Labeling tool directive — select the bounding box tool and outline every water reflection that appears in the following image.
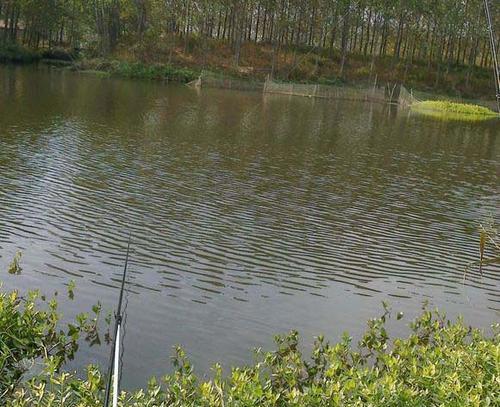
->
[0,65,498,387]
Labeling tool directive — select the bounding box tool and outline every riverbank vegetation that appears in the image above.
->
[0,44,39,63]
[2,278,498,406]
[75,59,198,83]
[0,0,498,99]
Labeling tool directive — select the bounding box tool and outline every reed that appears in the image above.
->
[464,220,500,280]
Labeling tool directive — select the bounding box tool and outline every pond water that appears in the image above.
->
[0,65,498,387]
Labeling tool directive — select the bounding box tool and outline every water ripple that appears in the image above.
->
[0,66,498,385]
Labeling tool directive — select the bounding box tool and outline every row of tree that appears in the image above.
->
[0,0,498,70]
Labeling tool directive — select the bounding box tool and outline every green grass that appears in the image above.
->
[73,59,199,83]
[113,61,198,83]
[411,100,499,121]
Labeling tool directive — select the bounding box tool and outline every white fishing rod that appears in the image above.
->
[104,234,131,407]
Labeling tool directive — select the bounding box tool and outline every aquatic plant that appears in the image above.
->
[465,220,500,279]
[2,276,498,406]
[411,100,498,121]
[7,252,22,275]
[478,221,500,272]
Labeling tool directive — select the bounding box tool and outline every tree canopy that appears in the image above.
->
[0,0,498,72]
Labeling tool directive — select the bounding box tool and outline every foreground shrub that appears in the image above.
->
[2,279,498,406]
[0,283,101,400]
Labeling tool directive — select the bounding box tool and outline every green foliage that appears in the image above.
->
[7,252,22,275]
[40,48,77,62]
[2,279,498,406]
[67,280,76,300]
[0,284,103,399]
[111,62,198,83]
[77,59,198,83]
[0,45,40,64]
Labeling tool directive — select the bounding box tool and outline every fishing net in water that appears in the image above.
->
[190,71,475,109]
[263,78,389,104]
[398,85,420,107]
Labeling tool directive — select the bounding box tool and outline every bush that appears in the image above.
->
[41,47,77,62]
[83,60,199,83]
[0,44,40,63]
[2,275,498,406]
[0,283,102,400]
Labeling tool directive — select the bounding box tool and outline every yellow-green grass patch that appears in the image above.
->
[411,100,499,121]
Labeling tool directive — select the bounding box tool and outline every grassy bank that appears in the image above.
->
[1,38,497,101]
[107,38,495,100]
[2,278,498,406]
[0,44,199,84]
[75,59,199,83]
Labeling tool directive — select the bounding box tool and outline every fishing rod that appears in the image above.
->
[104,234,132,407]
[483,0,500,112]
